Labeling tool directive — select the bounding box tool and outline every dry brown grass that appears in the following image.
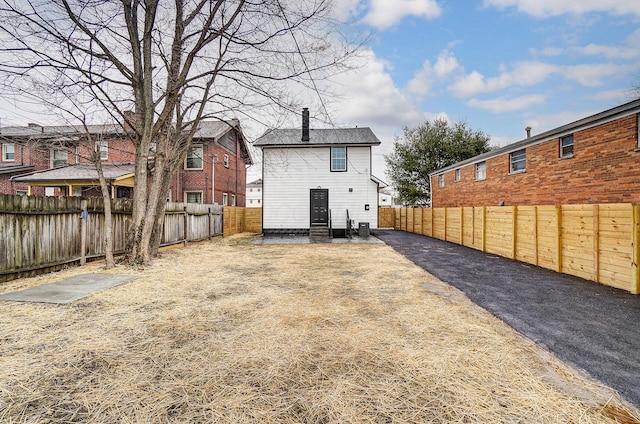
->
[0,234,638,423]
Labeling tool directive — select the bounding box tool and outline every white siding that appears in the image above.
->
[263,146,378,229]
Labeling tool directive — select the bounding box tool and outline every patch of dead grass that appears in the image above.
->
[0,233,638,423]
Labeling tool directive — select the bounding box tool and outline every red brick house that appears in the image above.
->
[1,120,252,205]
[430,98,640,207]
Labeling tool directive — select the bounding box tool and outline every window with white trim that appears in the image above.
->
[95,140,108,160]
[185,191,203,203]
[186,145,203,169]
[51,148,68,168]
[560,135,574,158]
[231,194,236,206]
[222,193,228,206]
[330,146,347,171]
[455,169,460,182]
[2,143,15,161]
[438,174,444,188]
[223,154,229,168]
[510,149,526,173]
[16,190,27,196]
[475,161,486,181]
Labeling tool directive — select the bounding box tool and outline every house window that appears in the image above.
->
[455,169,460,182]
[16,190,27,196]
[95,140,108,160]
[185,191,203,203]
[257,199,261,204]
[330,146,347,171]
[510,149,526,173]
[2,143,15,161]
[475,161,486,181]
[231,194,236,206]
[186,145,203,169]
[438,174,444,188]
[249,199,253,204]
[222,193,228,206]
[51,148,68,168]
[223,154,229,168]
[249,188,253,192]
[560,135,574,158]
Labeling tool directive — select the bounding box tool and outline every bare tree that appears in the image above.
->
[0,0,361,264]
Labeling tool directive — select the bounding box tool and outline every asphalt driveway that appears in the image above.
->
[376,229,640,408]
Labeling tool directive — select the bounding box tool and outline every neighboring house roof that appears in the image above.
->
[1,118,254,165]
[0,163,36,175]
[254,127,382,147]
[13,163,135,185]
[247,178,262,187]
[430,97,640,177]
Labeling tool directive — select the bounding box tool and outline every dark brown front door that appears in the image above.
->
[310,189,328,226]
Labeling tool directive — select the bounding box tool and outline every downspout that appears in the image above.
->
[211,154,216,204]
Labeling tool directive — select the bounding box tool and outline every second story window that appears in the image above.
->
[95,140,108,160]
[455,169,460,182]
[51,148,68,168]
[186,145,203,169]
[223,154,229,168]
[438,174,444,188]
[475,161,486,181]
[2,143,15,161]
[510,149,526,173]
[560,134,574,158]
[331,146,346,171]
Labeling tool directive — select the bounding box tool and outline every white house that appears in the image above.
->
[246,178,262,208]
[254,108,382,238]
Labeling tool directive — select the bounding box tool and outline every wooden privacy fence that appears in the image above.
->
[383,205,640,294]
[223,207,262,237]
[0,194,223,282]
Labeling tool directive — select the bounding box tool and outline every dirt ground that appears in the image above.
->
[0,234,638,423]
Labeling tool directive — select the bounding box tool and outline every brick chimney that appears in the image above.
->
[123,110,136,133]
[301,108,309,142]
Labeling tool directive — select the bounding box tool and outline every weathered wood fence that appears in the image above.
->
[0,194,222,282]
[380,205,640,294]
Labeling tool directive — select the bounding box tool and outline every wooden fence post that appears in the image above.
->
[533,206,538,266]
[80,200,88,266]
[593,204,599,283]
[556,204,562,273]
[443,207,447,241]
[183,206,188,245]
[632,203,640,294]
[512,206,517,260]
[481,206,486,252]
[460,207,464,245]
[208,207,212,240]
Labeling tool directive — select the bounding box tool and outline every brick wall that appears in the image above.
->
[432,114,640,207]
[170,138,247,206]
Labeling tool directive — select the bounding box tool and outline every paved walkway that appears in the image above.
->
[376,230,640,408]
[0,274,136,304]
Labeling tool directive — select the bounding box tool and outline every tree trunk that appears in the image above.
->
[94,157,115,268]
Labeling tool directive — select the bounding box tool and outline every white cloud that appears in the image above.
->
[484,0,640,17]
[328,49,422,128]
[529,47,564,56]
[468,94,545,113]
[562,63,634,86]
[449,62,557,97]
[362,0,442,29]
[407,50,462,97]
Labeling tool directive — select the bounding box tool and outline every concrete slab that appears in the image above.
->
[251,235,384,245]
[0,274,137,304]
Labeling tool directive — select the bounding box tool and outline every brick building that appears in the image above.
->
[0,120,252,205]
[430,98,640,207]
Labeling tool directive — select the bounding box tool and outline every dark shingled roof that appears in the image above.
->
[254,127,381,147]
[14,163,135,182]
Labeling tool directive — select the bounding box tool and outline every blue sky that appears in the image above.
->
[315,0,640,181]
[0,0,638,183]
